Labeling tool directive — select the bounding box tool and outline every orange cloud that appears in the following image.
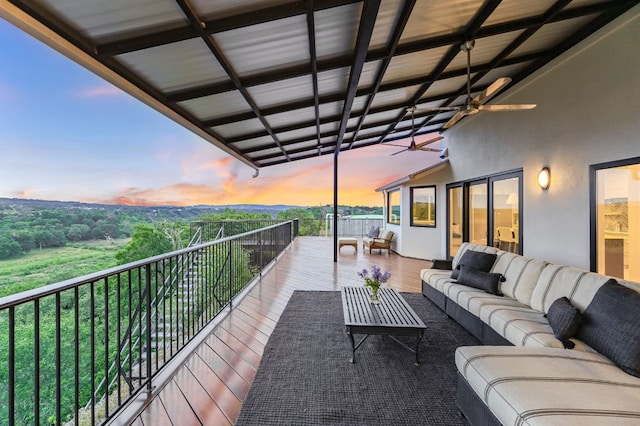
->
[13,188,39,198]
[90,140,441,207]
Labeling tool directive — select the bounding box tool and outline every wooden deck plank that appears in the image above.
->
[196,340,252,400]
[174,366,232,426]
[212,327,262,369]
[217,321,266,356]
[157,379,200,426]
[185,352,242,423]
[204,334,257,383]
[133,237,428,424]
[137,393,172,426]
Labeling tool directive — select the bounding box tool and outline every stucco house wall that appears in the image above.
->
[386,5,640,269]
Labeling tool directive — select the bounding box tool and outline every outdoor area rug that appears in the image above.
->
[235,290,479,425]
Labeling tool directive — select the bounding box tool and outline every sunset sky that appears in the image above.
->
[0,18,441,207]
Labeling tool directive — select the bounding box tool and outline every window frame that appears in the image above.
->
[387,189,401,225]
[410,185,437,228]
[589,156,640,274]
[446,183,464,258]
[446,169,523,258]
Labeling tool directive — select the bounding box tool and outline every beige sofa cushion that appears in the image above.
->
[479,303,594,351]
[530,265,613,313]
[420,268,454,293]
[491,251,548,306]
[456,345,640,426]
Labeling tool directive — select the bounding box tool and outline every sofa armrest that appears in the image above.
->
[431,259,453,270]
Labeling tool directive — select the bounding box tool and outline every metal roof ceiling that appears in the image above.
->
[2,0,638,171]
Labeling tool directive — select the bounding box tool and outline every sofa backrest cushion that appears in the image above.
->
[576,279,640,377]
[451,243,498,270]
[492,251,548,306]
[530,265,613,313]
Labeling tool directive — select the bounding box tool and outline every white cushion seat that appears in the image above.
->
[456,346,640,426]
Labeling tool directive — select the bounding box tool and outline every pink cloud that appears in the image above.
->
[75,85,124,98]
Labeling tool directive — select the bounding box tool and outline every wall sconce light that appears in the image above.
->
[538,167,550,190]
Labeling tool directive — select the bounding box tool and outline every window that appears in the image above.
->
[387,189,400,225]
[410,186,436,227]
[448,185,463,257]
[447,170,522,258]
[591,157,640,281]
[492,176,520,253]
[469,181,487,245]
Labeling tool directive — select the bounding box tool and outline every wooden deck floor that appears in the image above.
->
[129,236,429,425]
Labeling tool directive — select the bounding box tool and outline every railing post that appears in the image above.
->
[228,240,233,310]
[145,264,153,392]
[293,219,299,237]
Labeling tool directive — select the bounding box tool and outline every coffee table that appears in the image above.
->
[341,286,426,365]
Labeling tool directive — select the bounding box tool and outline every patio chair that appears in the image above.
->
[363,229,395,254]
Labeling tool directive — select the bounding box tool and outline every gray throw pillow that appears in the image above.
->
[576,279,640,377]
[546,297,581,349]
[455,265,504,296]
[451,250,497,279]
[367,226,379,238]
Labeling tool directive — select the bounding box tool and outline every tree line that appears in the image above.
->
[0,201,382,261]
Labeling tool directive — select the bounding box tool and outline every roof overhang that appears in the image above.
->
[375,159,450,192]
[2,1,638,169]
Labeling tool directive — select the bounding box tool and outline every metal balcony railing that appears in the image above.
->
[296,217,384,237]
[0,221,294,425]
[189,217,384,242]
[189,219,284,243]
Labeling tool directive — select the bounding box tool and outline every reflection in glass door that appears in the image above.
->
[592,160,640,281]
[469,182,487,245]
[492,177,520,253]
[448,186,463,256]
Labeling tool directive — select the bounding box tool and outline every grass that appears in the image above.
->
[0,239,129,298]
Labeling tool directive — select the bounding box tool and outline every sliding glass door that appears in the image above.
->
[447,170,522,258]
[469,181,488,245]
[591,157,640,281]
[491,174,521,253]
[448,185,463,256]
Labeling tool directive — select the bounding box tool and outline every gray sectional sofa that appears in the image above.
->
[420,242,640,425]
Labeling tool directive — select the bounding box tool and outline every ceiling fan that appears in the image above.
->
[417,40,537,129]
[382,106,443,156]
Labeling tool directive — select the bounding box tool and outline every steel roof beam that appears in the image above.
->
[162,3,608,103]
[347,0,416,150]
[201,51,537,129]
[333,0,381,154]
[174,0,290,161]
[305,1,322,156]
[96,0,360,57]
[374,0,502,144]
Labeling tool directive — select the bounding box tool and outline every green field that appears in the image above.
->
[0,239,129,298]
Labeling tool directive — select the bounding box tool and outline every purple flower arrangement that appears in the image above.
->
[357,265,391,292]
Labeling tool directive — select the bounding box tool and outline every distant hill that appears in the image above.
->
[0,197,302,219]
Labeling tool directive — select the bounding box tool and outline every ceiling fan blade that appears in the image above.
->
[391,148,408,156]
[478,104,537,111]
[417,147,440,152]
[443,112,465,129]
[414,135,444,149]
[381,142,410,148]
[474,77,511,105]
[413,106,460,112]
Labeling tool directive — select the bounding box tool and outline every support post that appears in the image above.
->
[333,152,338,262]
